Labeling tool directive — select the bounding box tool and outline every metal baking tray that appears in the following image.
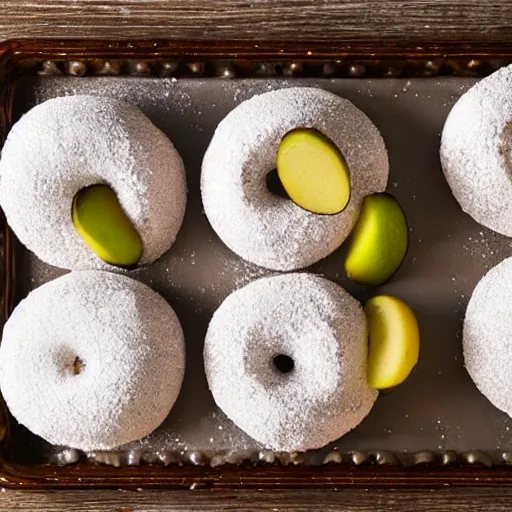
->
[1,41,512,489]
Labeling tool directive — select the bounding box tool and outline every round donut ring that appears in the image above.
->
[204,273,377,452]
[0,271,186,451]
[464,256,512,417]
[441,64,512,236]
[201,87,389,271]
[0,95,187,270]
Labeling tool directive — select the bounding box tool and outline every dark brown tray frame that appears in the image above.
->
[1,39,512,490]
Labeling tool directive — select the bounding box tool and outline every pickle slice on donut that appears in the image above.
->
[344,193,408,286]
[72,184,143,267]
[276,128,350,215]
[365,295,420,390]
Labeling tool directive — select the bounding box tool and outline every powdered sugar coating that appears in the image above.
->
[201,87,389,271]
[441,64,512,236]
[0,95,187,270]
[464,257,512,417]
[0,271,185,451]
[204,273,378,452]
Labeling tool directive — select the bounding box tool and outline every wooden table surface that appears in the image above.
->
[1,0,512,42]
[3,0,512,510]
[2,488,512,511]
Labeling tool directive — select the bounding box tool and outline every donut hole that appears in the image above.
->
[265,169,291,199]
[273,354,295,374]
[501,121,512,176]
[72,356,86,375]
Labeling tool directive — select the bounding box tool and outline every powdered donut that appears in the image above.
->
[441,64,512,236]
[201,87,389,271]
[0,271,185,451]
[204,273,377,452]
[464,257,512,417]
[0,95,187,270]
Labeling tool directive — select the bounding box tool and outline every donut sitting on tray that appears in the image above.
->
[441,64,512,236]
[203,273,377,452]
[464,257,512,419]
[201,87,389,271]
[0,271,186,451]
[0,95,187,271]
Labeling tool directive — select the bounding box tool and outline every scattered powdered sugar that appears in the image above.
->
[201,87,389,271]
[226,256,270,290]
[464,256,512,417]
[7,75,505,458]
[203,273,377,452]
[0,271,186,451]
[441,64,512,237]
[0,95,187,270]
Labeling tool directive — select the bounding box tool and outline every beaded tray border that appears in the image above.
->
[0,39,512,489]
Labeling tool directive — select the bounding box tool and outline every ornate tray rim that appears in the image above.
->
[1,39,512,489]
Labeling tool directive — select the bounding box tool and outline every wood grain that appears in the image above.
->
[0,0,512,43]
[2,488,512,511]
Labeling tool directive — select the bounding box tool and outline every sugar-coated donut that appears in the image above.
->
[0,95,187,270]
[201,87,389,271]
[204,273,377,452]
[464,257,512,417]
[0,271,185,451]
[441,64,512,236]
